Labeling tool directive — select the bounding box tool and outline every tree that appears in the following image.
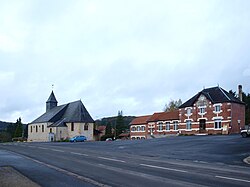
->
[163,99,182,112]
[242,92,250,125]
[229,89,250,126]
[105,122,112,136]
[14,117,23,138]
[115,110,126,137]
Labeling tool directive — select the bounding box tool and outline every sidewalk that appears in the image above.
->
[0,166,40,187]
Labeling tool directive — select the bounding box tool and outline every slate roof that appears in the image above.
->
[31,100,94,125]
[46,91,57,103]
[130,115,151,125]
[179,86,244,108]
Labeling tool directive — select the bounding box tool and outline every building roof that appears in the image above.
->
[31,100,94,124]
[157,110,179,121]
[97,125,106,132]
[147,112,163,122]
[147,111,179,122]
[180,86,244,108]
[46,91,57,103]
[130,115,151,125]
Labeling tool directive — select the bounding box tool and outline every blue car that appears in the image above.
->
[70,136,87,142]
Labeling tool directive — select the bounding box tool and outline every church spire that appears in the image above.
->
[46,91,58,112]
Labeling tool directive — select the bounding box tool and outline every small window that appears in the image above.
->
[186,120,192,130]
[31,126,32,133]
[137,126,141,131]
[166,122,170,131]
[215,105,221,112]
[214,120,222,129]
[84,124,88,131]
[50,128,52,133]
[36,126,38,132]
[141,126,145,131]
[173,121,178,130]
[71,123,74,131]
[158,123,163,131]
[136,137,140,140]
[131,127,136,131]
[42,125,44,132]
[200,107,205,114]
[187,108,192,115]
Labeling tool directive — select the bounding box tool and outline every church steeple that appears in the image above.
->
[46,91,58,112]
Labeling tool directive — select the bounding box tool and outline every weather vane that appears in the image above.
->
[52,84,54,90]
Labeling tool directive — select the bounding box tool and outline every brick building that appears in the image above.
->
[130,85,245,139]
[130,111,179,139]
[178,86,245,135]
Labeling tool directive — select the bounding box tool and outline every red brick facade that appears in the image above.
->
[130,86,245,139]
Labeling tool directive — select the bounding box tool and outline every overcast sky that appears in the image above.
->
[1,0,250,123]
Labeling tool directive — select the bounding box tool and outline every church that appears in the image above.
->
[28,91,95,142]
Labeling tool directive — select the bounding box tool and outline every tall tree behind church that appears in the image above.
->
[115,110,126,137]
[14,118,23,138]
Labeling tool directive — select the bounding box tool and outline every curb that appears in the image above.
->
[243,156,250,165]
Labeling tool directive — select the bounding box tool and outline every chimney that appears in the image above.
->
[238,85,243,102]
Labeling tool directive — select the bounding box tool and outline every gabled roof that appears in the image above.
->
[179,86,244,108]
[147,111,179,122]
[46,91,57,103]
[130,115,151,125]
[31,100,94,124]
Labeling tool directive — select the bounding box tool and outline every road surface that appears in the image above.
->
[0,135,249,186]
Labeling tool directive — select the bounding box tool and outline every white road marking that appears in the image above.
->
[7,150,110,187]
[51,149,65,153]
[215,175,250,183]
[140,163,187,173]
[70,152,88,156]
[98,157,126,163]
[38,147,48,150]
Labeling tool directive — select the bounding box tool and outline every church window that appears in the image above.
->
[84,124,88,130]
[71,123,74,131]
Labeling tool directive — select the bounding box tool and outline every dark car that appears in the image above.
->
[70,136,87,142]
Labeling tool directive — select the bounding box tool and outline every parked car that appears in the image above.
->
[105,138,113,141]
[241,126,250,138]
[70,136,87,142]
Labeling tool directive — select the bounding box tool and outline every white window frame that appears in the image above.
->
[166,122,170,131]
[173,121,178,130]
[214,120,222,129]
[186,120,192,130]
[158,123,163,132]
[187,108,192,115]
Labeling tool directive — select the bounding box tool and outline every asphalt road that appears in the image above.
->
[0,135,250,187]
